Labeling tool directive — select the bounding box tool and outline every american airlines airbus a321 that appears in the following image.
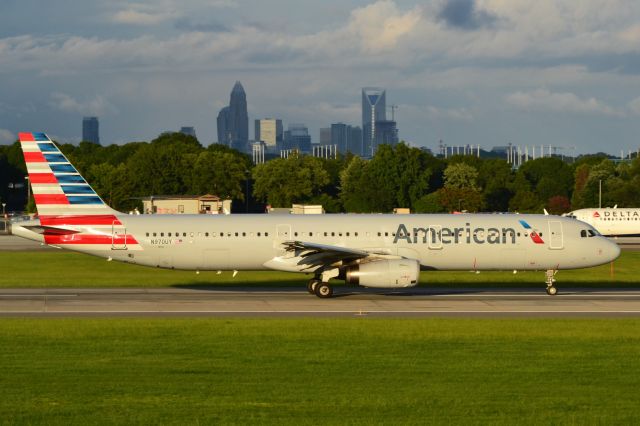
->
[12,132,620,298]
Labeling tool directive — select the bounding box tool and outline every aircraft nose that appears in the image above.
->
[607,240,621,262]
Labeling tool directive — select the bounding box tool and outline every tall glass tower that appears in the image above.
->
[229,81,248,152]
[362,88,386,157]
[82,117,100,144]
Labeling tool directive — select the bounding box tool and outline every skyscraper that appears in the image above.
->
[228,81,248,152]
[331,123,349,153]
[362,87,386,157]
[319,128,331,145]
[82,117,100,144]
[255,118,283,151]
[179,126,196,138]
[217,106,230,145]
[348,126,363,155]
[284,124,311,153]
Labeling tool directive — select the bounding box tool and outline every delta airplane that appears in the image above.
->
[12,132,620,298]
[566,207,640,238]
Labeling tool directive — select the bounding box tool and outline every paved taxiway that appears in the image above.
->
[2,287,640,317]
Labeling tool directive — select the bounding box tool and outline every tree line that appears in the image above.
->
[1,132,639,214]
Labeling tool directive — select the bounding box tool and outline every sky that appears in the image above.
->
[1,0,640,155]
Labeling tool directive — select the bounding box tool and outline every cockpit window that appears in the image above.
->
[588,229,597,237]
[581,229,598,238]
[580,230,587,238]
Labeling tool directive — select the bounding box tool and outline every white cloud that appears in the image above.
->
[111,3,179,25]
[49,92,117,116]
[347,1,422,53]
[505,89,623,117]
[0,128,15,144]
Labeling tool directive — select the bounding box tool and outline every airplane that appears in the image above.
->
[12,132,620,298]
[565,207,640,238]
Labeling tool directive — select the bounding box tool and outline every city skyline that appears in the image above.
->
[1,1,640,155]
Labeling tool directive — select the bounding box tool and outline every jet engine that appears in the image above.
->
[344,259,420,288]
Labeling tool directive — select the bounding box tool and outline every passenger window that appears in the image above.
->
[324,232,328,237]
[153,232,157,237]
[183,233,187,237]
[146,232,149,237]
[235,232,238,237]
[242,232,246,237]
[378,232,381,237]
[205,232,209,237]
[355,232,358,237]
[385,232,388,237]
[294,232,298,237]
[331,232,335,237]
[346,232,350,237]
[160,232,164,237]
[309,232,313,237]
[257,232,261,237]
[265,232,269,237]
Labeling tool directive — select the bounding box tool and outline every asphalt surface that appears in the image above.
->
[2,287,640,317]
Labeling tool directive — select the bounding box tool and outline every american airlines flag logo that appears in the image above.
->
[518,220,545,244]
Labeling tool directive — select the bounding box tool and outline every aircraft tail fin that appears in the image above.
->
[19,132,119,217]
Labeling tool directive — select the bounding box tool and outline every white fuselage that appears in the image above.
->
[566,208,640,237]
[14,213,618,272]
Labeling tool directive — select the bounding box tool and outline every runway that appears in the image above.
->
[2,287,640,317]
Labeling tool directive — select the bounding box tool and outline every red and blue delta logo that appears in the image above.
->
[518,220,544,244]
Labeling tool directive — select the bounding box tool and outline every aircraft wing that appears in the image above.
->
[278,240,382,271]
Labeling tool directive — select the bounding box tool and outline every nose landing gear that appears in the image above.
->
[545,269,558,296]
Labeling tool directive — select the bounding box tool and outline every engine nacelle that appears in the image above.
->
[345,259,420,288]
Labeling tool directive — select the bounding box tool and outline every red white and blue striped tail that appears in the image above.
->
[19,132,118,217]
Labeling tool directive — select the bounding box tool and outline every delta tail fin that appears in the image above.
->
[19,132,118,217]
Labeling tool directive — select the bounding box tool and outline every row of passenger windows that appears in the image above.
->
[146,231,270,238]
[601,217,638,220]
[145,230,544,238]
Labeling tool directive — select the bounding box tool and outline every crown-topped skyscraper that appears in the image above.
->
[217,81,249,152]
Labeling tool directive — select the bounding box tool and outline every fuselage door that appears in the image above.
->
[548,221,563,250]
[428,225,443,250]
[112,221,128,250]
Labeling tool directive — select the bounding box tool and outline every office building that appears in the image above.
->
[348,126,363,155]
[362,88,386,157]
[374,120,398,148]
[179,127,196,138]
[319,128,331,145]
[217,106,230,145]
[254,118,283,151]
[82,117,100,145]
[217,81,249,152]
[284,124,312,153]
[330,123,363,155]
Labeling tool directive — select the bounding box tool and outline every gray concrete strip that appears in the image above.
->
[2,287,640,317]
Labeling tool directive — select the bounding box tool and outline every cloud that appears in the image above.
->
[49,92,117,116]
[347,0,422,52]
[0,128,16,144]
[173,18,229,33]
[111,4,177,25]
[505,89,623,117]
[437,0,497,30]
[425,105,473,121]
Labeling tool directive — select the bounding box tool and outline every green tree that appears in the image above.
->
[253,154,329,207]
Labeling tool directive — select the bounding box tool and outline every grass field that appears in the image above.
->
[1,318,639,424]
[0,250,638,288]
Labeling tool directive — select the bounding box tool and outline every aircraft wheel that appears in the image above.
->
[307,279,321,294]
[314,282,333,298]
[546,286,558,296]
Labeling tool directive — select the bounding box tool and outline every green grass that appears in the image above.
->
[1,318,639,425]
[0,250,638,288]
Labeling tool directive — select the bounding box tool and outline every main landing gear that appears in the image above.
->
[307,277,334,298]
[545,269,558,296]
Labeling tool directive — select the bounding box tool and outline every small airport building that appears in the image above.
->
[141,195,232,215]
